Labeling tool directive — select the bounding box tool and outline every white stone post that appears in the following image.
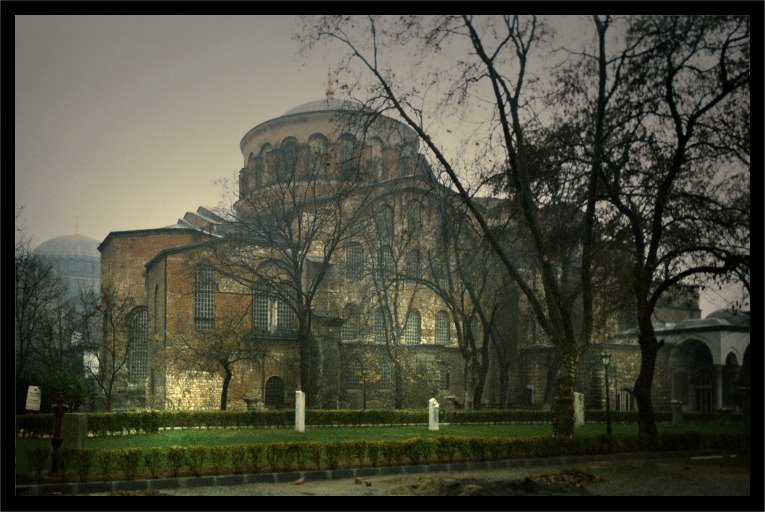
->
[573,392,585,427]
[428,398,440,431]
[295,390,305,432]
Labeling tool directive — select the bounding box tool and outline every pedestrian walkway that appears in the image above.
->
[15,449,739,496]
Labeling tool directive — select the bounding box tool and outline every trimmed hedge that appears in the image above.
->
[31,430,749,482]
[16,408,736,438]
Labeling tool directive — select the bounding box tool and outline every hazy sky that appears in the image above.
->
[14,15,743,315]
[15,15,338,244]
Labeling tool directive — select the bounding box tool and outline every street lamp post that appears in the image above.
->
[601,352,612,436]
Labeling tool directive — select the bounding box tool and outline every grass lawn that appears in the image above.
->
[15,422,748,478]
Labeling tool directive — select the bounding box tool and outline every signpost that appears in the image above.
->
[25,386,41,411]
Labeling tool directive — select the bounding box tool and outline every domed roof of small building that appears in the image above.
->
[283,97,366,116]
[706,308,750,328]
[34,234,100,259]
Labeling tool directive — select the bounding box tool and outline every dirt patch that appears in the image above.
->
[391,469,604,496]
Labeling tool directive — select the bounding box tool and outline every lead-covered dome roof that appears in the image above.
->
[283,98,366,116]
[34,234,100,260]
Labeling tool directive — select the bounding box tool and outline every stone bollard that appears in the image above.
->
[62,413,88,449]
[295,390,305,432]
[573,392,585,427]
[428,398,440,431]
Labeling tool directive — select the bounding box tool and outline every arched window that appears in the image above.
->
[153,285,159,334]
[275,297,294,334]
[344,242,363,280]
[405,248,421,278]
[367,137,384,179]
[252,284,269,334]
[260,144,273,183]
[341,303,359,342]
[127,307,148,385]
[375,204,394,240]
[379,245,394,276]
[373,307,387,344]
[617,388,633,412]
[308,133,328,177]
[435,310,450,346]
[194,265,215,331]
[281,137,299,181]
[407,200,422,237]
[403,310,421,345]
[338,133,358,181]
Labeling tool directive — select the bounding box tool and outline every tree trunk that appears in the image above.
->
[542,352,559,406]
[300,332,319,408]
[394,361,403,409]
[220,364,232,411]
[551,351,577,437]
[472,357,488,410]
[635,324,660,436]
[498,363,510,409]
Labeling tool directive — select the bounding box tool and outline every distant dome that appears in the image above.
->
[34,234,100,259]
[675,317,731,329]
[33,234,100,299]
[706,308,750,328]
[283,98,366,116]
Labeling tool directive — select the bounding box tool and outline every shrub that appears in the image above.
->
[366,441,385,467]
[28,447,50,481]
[167,445,186,477]
[305,442,322,470]
[57,447,77,480]
[325,442,341,470]
[186,445,208,477]
[345,440,367,467]
[246,444,265,472]
[117,448,142,480]
[230,445,247,474]
[74,448,96,481]
[266,442,292,472]
[434,436,463,463]
[144,447,164,478]
[208,445,229,474]
[97,449,118,479]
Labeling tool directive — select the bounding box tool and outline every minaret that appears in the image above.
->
[325,65,335,103]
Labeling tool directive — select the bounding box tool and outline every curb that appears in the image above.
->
[15,448,739,496]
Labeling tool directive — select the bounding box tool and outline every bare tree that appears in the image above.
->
[171,302,253,410]
[15,211,65,378]
[89,286,137,411]
[300,15,627,436]
[209,122,378,407]
[358,193,426,409]
[596,15,750,435]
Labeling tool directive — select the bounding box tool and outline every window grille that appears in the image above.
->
[345,243,363,280]
[252,285,270,334]
[373,308,387,344]
[403,310,421,345]
[127,308,148,385]
[276,297,293,334]
[407,201,422,237]
[194,266,215,331]
[379,245,394,276]
[341,304,359,342]
[375,205,394,240]
[435,310,450,345]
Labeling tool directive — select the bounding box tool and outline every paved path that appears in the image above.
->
[74,451,749,496]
